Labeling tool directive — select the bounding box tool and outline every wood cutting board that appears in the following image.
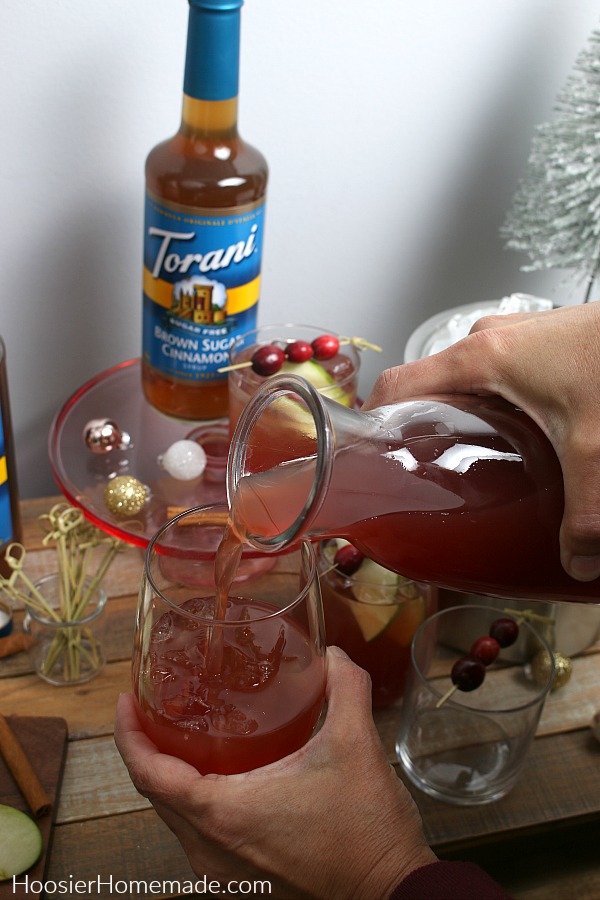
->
[0,716,68,899]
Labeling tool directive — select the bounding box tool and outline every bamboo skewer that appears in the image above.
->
[217,335,382,373]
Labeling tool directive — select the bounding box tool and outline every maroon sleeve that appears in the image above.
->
[389,861,513,900]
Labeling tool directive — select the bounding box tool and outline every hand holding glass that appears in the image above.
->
[133,503,326,775]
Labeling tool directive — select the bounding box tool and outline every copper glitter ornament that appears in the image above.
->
[104,476,148,517]
[84,418,131,455]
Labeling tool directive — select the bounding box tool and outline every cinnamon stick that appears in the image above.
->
[0,714,51,818]
[167,507,229,527]
[0,632,35,659]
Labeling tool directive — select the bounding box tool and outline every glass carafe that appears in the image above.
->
[227,373,600,604]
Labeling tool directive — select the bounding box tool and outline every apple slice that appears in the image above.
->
[385,594,426,647]
[0,804,43,880]
[350,602,402,642]
[345,559,400,641]
[353,561,423,641]
[322,542,420,642]
[281,359,351,406]
[351,559,401,604]
[269,359,352,437]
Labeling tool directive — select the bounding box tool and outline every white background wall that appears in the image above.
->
[1,0,598,498]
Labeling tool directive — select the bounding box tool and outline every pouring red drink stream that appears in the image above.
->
[224,373,600,604]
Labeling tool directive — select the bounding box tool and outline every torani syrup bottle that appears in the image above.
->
[142,0,268,420]
[0,338,22,580]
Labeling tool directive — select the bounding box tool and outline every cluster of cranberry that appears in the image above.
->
[450,616,520,693]
[251,334,341,376]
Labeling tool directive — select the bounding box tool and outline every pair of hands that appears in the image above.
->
[116,302,600,898]
[115,647,436,899]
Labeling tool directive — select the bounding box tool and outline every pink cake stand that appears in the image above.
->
[49,358,232,549]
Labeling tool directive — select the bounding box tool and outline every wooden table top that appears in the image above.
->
[2,497,600,899]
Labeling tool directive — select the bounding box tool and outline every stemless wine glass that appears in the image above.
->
[318,540,437,709]
[133,503,326,775]
[227,323,361,434]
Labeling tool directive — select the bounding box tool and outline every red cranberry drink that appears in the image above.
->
[319,540,437,708]
[133,503,326,775]
[136,594,324,774]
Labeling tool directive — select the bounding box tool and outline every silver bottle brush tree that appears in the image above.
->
[501,28,600,303]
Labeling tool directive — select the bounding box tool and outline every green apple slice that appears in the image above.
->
[322,542,419,642]
[347,559,400,641]
[351,560,420,641]
[281,359,351,407]
[0,804,43,880]
[352,558,401,604]
[349,601,401,642]
[269,359,352,437]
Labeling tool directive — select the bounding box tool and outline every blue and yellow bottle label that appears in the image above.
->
[0,408,13,547]
[142,193,266,382]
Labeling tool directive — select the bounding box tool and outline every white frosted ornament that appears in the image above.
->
[159,440,207,481]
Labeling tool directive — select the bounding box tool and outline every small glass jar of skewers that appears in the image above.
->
[1,504,123,685]
[22,573,107,685]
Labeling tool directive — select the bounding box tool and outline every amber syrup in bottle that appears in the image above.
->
[142,0,268,421]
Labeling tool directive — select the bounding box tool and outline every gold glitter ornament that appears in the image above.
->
[531,648,573,692]
[104,476,148,517]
